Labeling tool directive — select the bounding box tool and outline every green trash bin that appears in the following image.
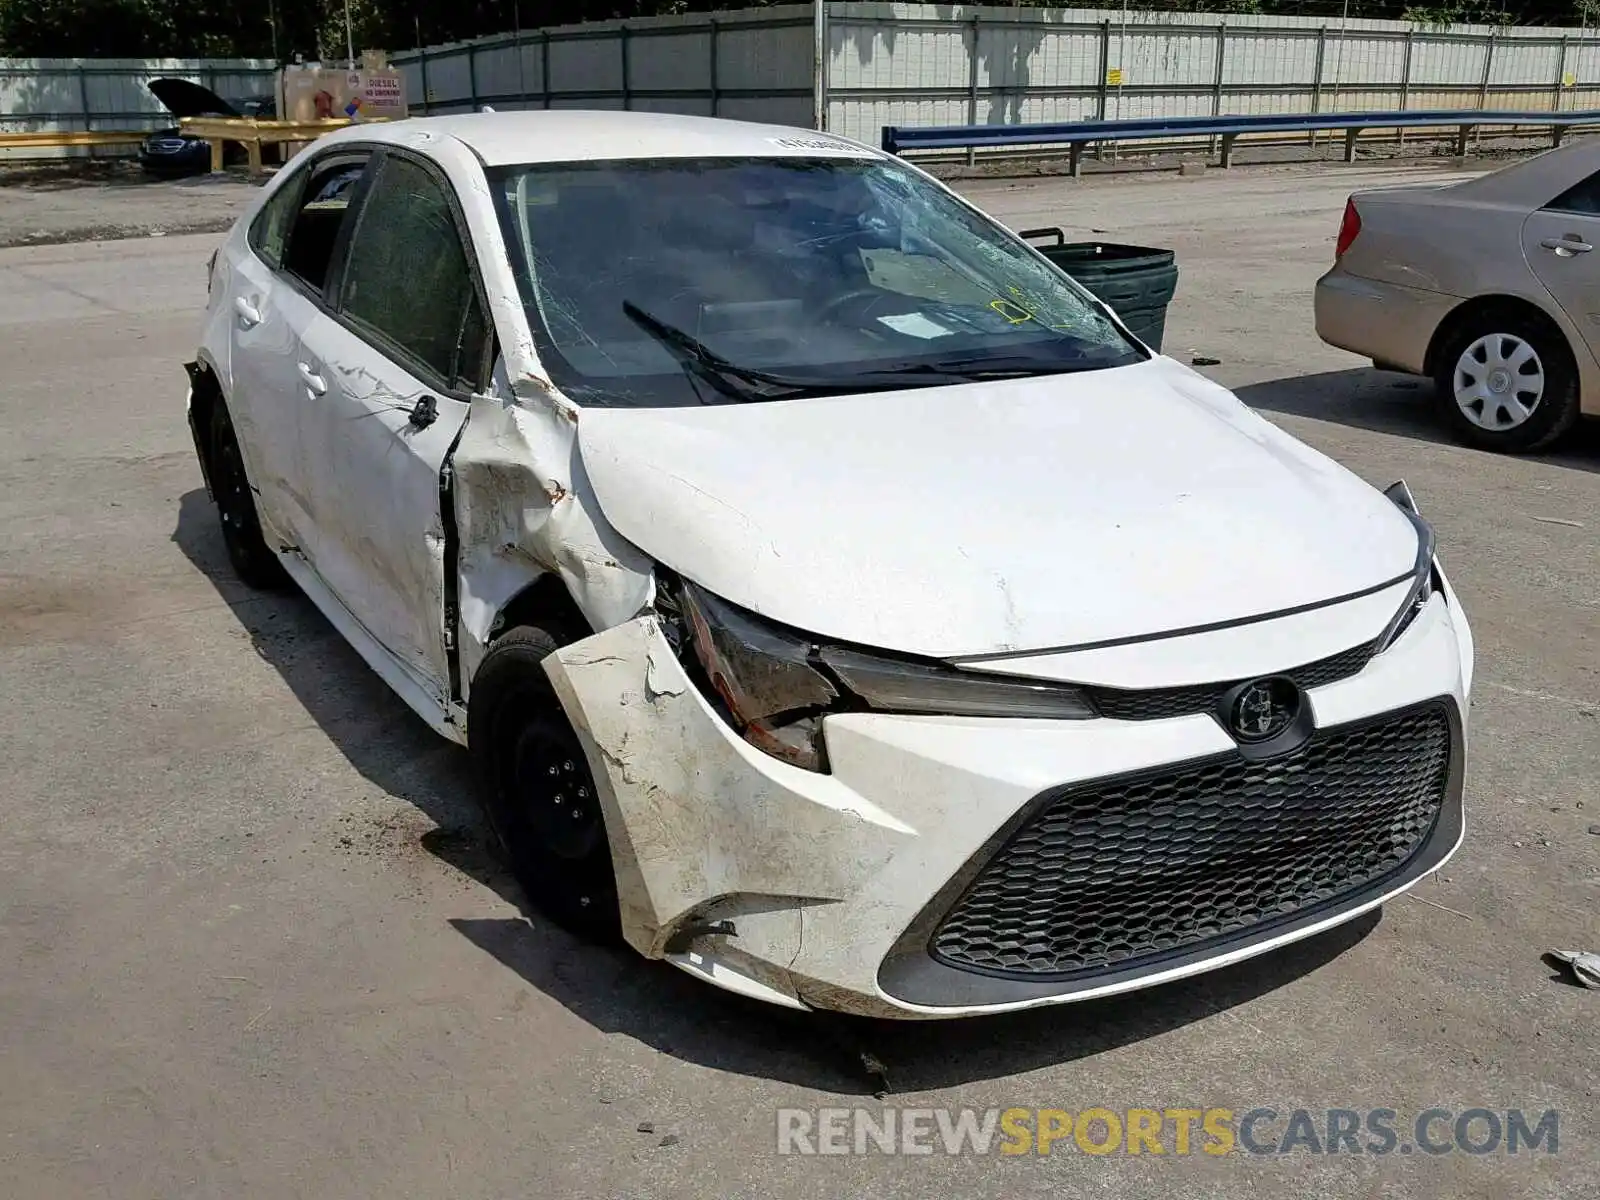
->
[1020,228,1179,353]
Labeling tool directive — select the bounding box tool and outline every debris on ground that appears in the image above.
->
[1546,950,1600,989]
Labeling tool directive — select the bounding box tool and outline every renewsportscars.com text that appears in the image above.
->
[776,1106,1560,1157]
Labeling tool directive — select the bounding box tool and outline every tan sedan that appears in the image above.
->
[1316,139,1600,453]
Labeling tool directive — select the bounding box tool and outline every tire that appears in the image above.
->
[1433,308,1581,453]
[468,624,620,940]
[207,401,288,589]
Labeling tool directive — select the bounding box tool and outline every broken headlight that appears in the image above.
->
[1375,480,1441,654]
[659,576,1095,772]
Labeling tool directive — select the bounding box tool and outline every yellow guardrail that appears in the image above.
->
[180,116,387,175]
[0,129,149,150]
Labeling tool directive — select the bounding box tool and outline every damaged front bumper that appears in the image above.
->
[543,593,1472,1020]
[183,366,215,500]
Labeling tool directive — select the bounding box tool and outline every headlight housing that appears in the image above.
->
[658,576,1095,772]
[1375,480,1441,654]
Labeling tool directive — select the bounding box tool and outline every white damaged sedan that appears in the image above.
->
[190,111,1473,1018]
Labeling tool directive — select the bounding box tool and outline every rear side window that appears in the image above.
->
[248,179,300,268]
[337,154,488,390]
[281,159,369,291]
[1545,171,1600,216]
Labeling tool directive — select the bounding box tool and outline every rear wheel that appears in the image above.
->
[207,402,287,588]
[1433,309,1580,453]
[468,624,619,939]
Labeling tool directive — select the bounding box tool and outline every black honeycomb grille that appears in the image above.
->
[930,704,1452,979]
[1087,640,1377,722]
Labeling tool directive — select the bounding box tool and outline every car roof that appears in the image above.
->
[342,110,881,167]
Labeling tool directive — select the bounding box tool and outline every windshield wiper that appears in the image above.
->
[622,301,811,401]
[874,350,1145,379]
[621,302,974,400]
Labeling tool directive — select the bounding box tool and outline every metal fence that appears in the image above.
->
[392,6,818,128]
[823,2,1600,146]
[13,8,1596,164]
[393,2,1600,156]
[0,57,277,159]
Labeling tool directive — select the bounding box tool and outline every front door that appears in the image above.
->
[294,149,490,701]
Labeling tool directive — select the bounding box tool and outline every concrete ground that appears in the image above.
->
[0,163,260,247]
[0,160,1595,1199]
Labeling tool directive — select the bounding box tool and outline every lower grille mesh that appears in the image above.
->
[931,705,1452,978]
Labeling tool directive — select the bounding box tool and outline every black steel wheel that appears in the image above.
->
[469,624,620,939]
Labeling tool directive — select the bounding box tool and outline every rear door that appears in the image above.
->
[291,149,489,700]
[1522,169,1600,358]
[228,150,372,554]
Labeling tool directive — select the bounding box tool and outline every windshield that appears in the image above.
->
[493,155,1144,407]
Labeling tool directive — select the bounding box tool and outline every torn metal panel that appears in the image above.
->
[542,617,915,964]
[451,391,653,697]
[390,127,645,691]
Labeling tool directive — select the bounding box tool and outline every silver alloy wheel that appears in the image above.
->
[1453,333,1544,431]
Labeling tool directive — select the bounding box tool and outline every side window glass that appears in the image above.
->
[281,158,370,292]
[1545,171,1600,216]
[339,155,487,390]
[248,179,300,268]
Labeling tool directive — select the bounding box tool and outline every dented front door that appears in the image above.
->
[290,150,489,699]
[293,309,469,696]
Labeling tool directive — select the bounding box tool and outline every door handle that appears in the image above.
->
[234,295,262,326]
[1540,236,1593,254]
[296,361,327,396]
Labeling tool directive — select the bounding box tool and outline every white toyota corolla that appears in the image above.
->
[189,111,1473,1018]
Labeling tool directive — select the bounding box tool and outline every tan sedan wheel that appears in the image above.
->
[1453,333,1543,432]
[1434,311,1580,453]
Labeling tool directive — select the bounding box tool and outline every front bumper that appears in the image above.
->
[544,584,1472,1019]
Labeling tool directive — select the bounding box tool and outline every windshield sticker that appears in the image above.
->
[878,312,955,340]
[990,297,1039,325]
[768,135,870,156]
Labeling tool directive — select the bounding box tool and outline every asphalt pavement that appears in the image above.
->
[0,159,1595,1199]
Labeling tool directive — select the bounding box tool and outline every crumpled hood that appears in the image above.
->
[575,357,1419,659]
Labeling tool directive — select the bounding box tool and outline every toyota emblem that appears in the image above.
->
[1228,678,1300,742]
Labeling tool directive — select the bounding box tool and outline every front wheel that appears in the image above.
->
[468,624,620,939]
[1433,311,1581,453]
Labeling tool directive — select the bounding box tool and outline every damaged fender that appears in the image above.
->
[451,389,654,698]
[542,616,918,1000]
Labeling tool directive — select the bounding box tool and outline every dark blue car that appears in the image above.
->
[140,78,275,175]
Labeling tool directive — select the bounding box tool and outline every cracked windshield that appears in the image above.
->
[494,156,1144,407]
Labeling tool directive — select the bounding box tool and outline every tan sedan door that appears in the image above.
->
[1522,171,1600,359]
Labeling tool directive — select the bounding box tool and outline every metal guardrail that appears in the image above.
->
[179,116,381,175]
[881,109,1600,175]
[0,130,149,151]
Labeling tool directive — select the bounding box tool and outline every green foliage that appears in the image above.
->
[1402,0,1506,28]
